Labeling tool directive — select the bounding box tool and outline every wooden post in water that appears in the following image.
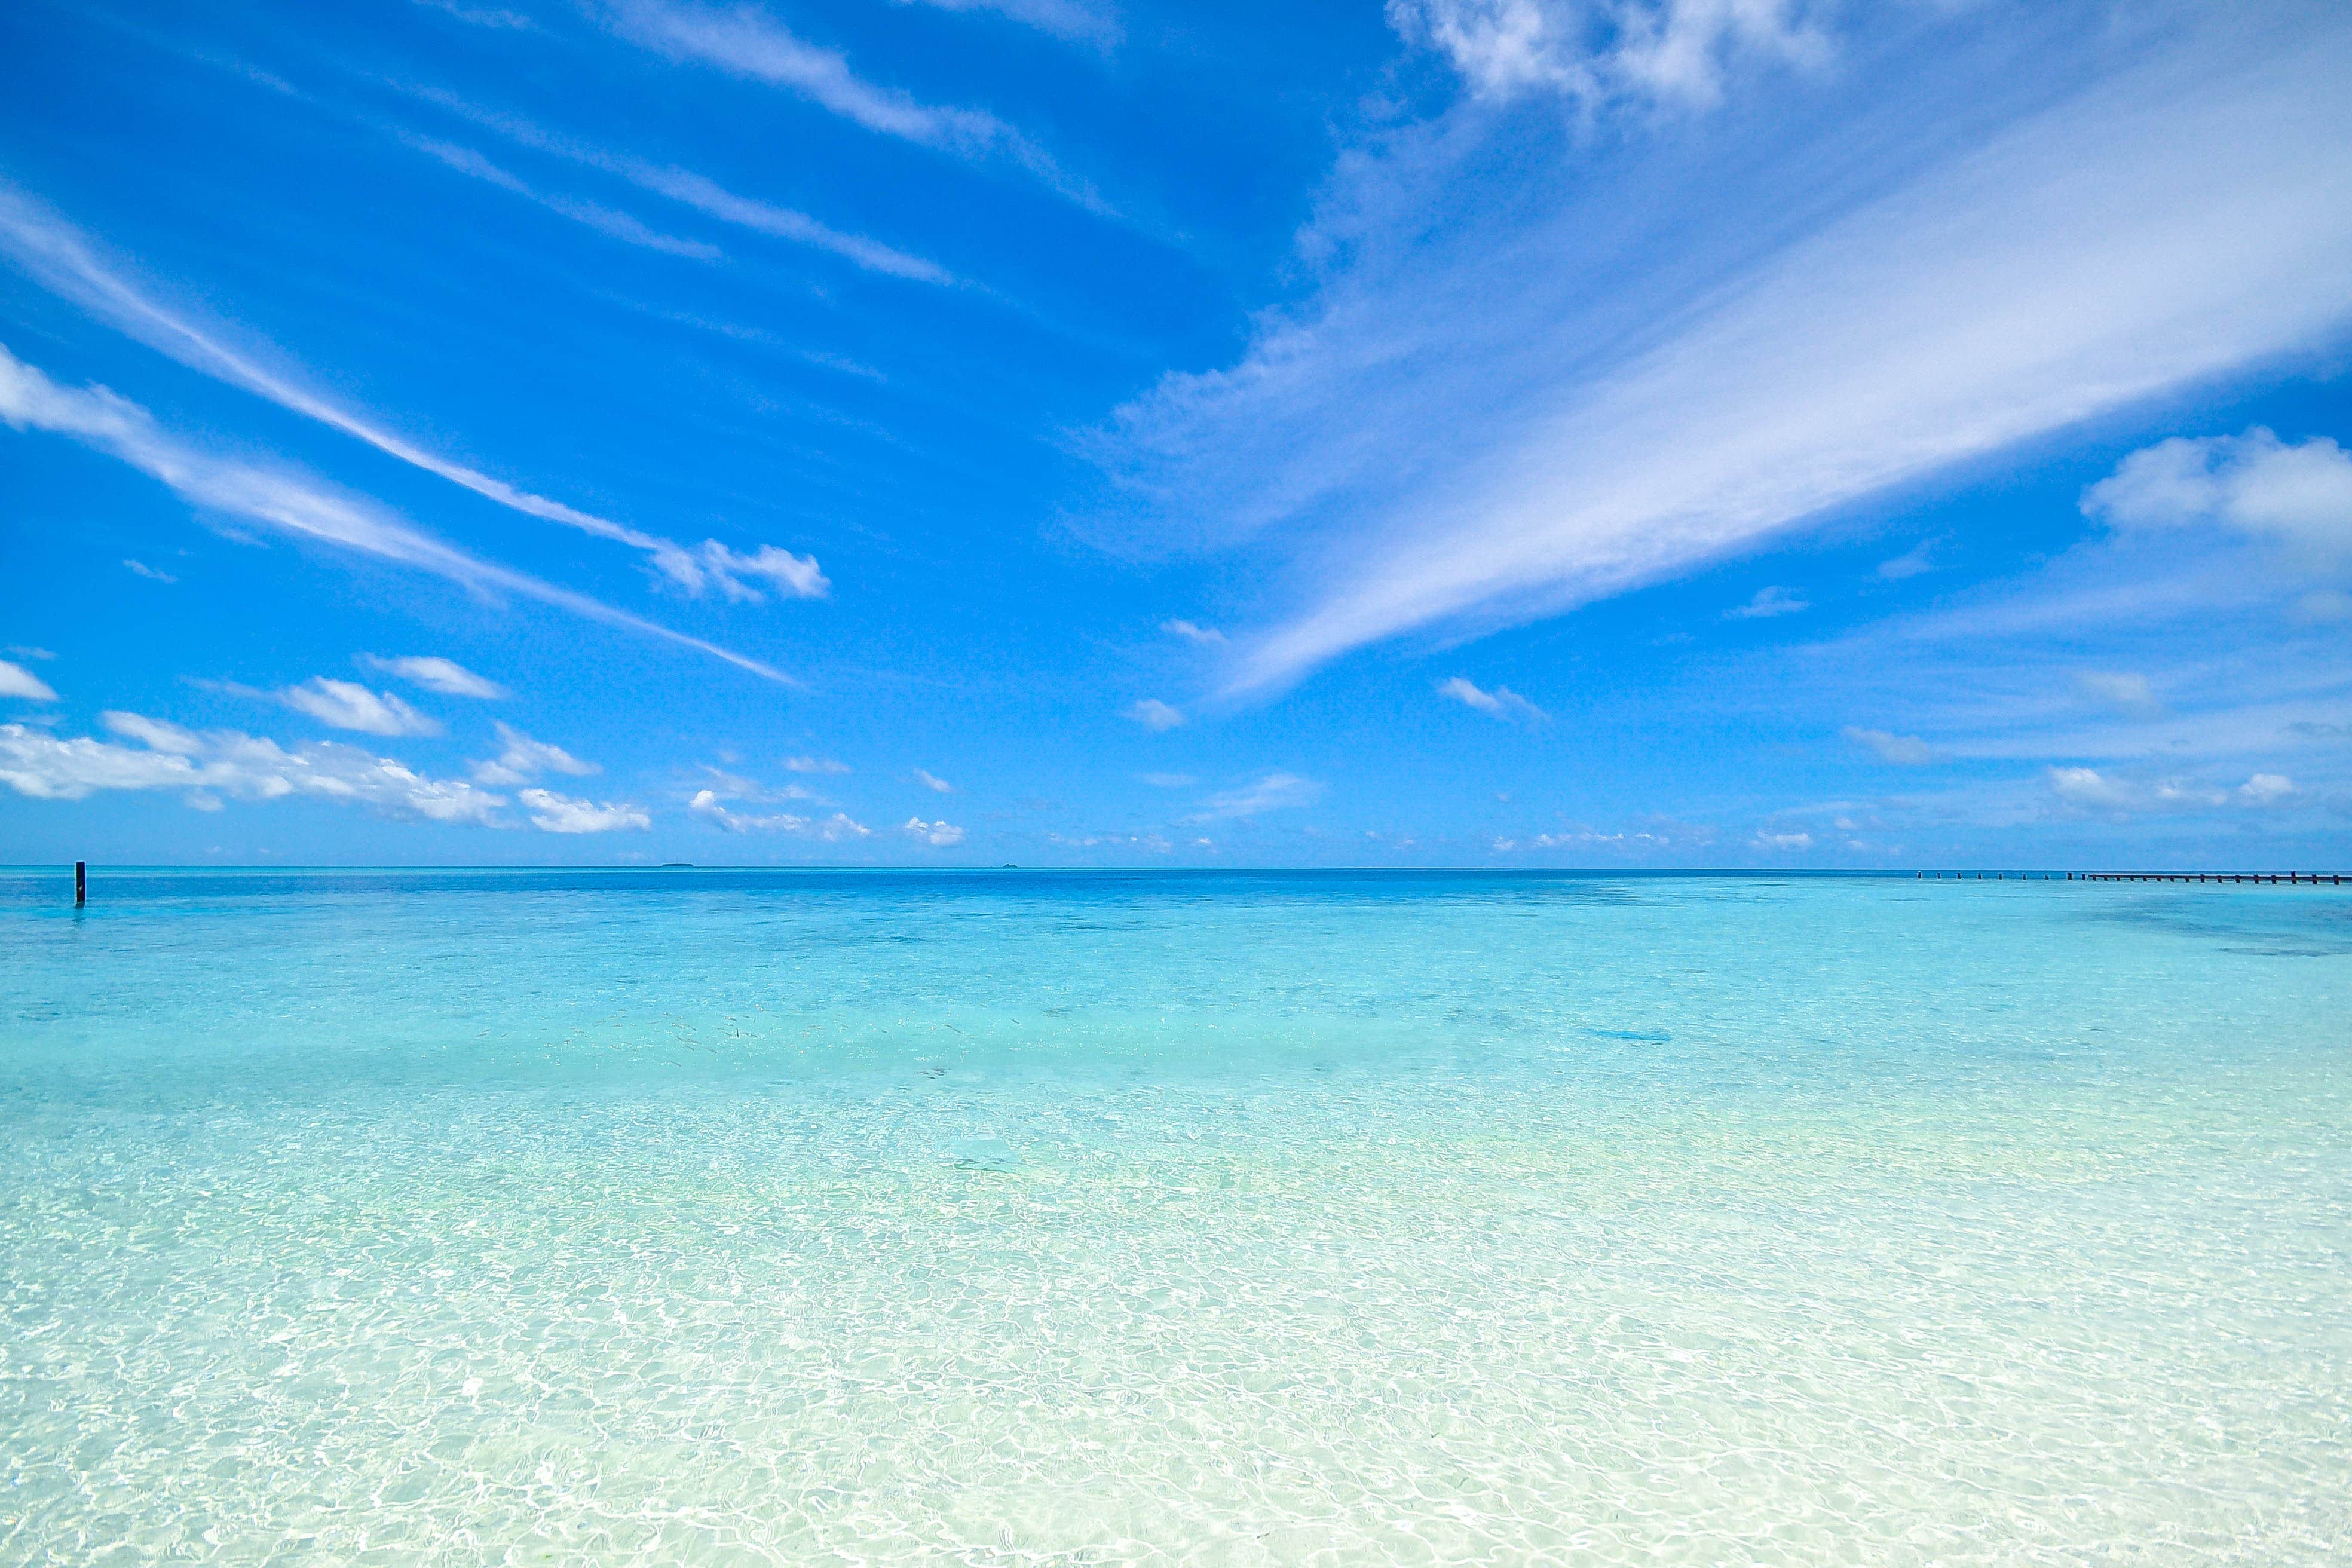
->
[75,861,85,905]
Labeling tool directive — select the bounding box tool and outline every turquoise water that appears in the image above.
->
[2,868,2347,1565]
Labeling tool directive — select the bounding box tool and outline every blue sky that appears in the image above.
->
[2,0,2348,868]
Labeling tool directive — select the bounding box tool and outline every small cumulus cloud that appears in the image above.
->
[1162,618,1226,645]
[1126,697,1184,731]
[904,815,965,846]
[913,768,954,793]
[2047,767,2232,814]
[1842,726,1937,765]
[0,712,505,823]
[2239,773,2294,804]
[784,755,850,774]
[1727,586,1809,619]
[472,722,598,785]
[124,558,177,583]
[1437,676,1545,722]
[1184,771,1321,822]
[360,654,504,699]
[517,788,649,833]
[281,677,442,737]
[2084,428,2352,570]
[0,659,59,702]
[698,541,829,602]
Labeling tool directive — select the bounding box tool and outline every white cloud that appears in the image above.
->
[359,654,504,699]
[901,0,1120,49]
[1094,17,2352,694]
[0,712,506,823]
[2239,773,2294,804]
[1751,830,1813,850]
[281,677,442,737]
[0,183,828,612]
[1184,771,1323,822]
[1727,585,1808,620]
[1162,618,1227,645]
[2082,428,2352,571]
[517,788,651,834]
[783,755,851,774]
[388,85,954,283]
[472,722,597,786]
[914,768,954,793]
[1842,726,1936,765]
[124,557,177,582]
[2073,670,2158,714]
[1136,771,1195,788]
[1125,697,1185,731]
[1392,0,1829,117]
[1876,538,1940,580]
[697,540,829,602]
[904,815,966,846]
[605,1,1104,209]
[397,133,721,259]
[5,645,54,660]
[688,789,870,840]
[0,341,789,682]
[0,659,57,701]
[2047,766,2232,815]
[1437,675,1546,721]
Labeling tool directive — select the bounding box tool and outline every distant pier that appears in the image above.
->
[1916,870,2342,884]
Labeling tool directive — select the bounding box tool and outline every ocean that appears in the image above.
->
[2,868,2347,1564]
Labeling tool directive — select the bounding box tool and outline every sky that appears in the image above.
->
[2,0,2348,869]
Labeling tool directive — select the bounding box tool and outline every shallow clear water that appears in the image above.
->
[2,868,2347,1565]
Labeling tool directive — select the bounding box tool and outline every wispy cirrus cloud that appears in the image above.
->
[360,654,504,699]
[0,182,827,605]
[1094,9,2352,695]
[396,131,721,259]
[1842,726,1937,765]
[604,0,1110,211]
[397,87,956,283]
[473,722,597,785]
[899,0,1121,50]
[1183,771,1322,822]
[280,677,442,737]
[1125,697,1184,730]
[0,342,790,682]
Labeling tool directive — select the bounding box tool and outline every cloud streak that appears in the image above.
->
[0,180,827,605]
[605,0,1108,210]
[281,677,442,736]
[0,342,791,682]
[360,654,504,699]
[1098,10,2352,694]
[398,88,956,283]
